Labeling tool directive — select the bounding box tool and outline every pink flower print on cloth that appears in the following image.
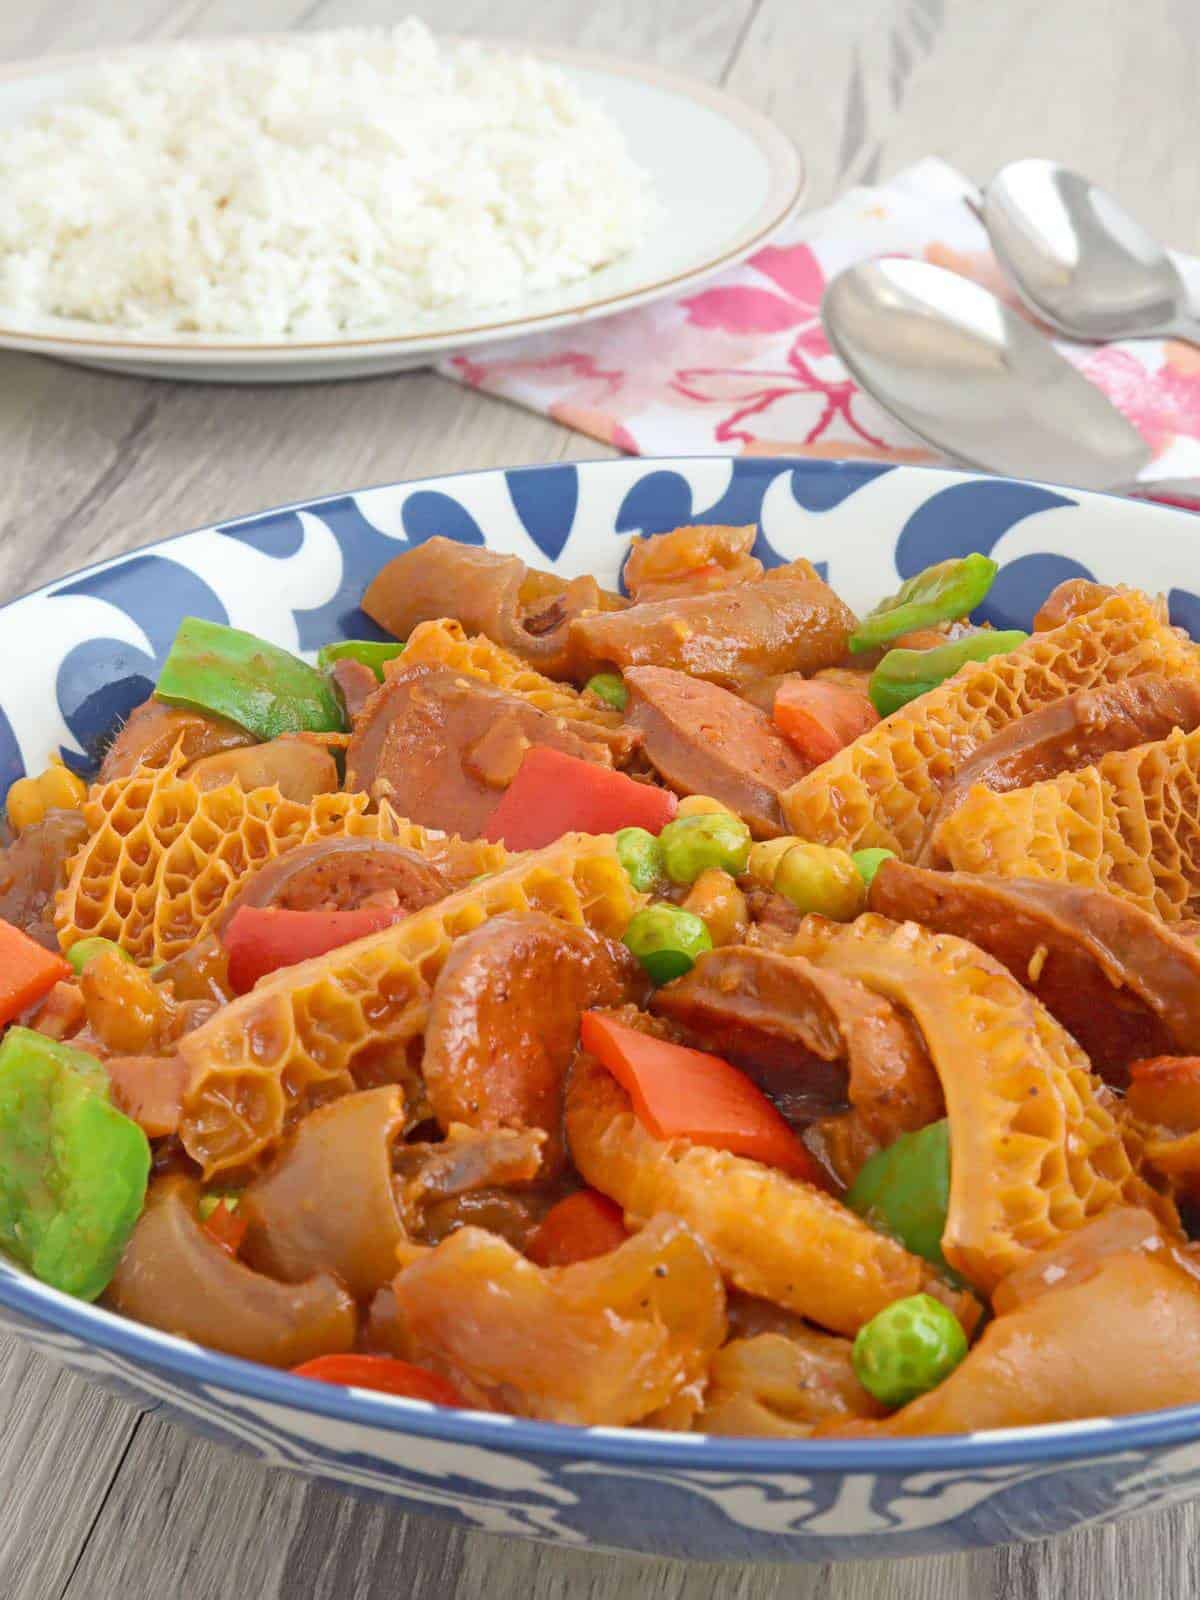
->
[440,158,1200,502]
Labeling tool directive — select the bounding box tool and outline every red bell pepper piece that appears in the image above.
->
[580,1011,828,1185]
[291,1354,467,1407]
[0,917,71,1027]
[202,1198,248,1257]
[526,1189,628,1267]
[773,678,879,765]
[482,747,676,850]
[1128,1056,1200,1132]
[222,904,402,994]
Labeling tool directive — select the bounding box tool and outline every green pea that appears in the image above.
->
[658,812,752,886]
[852,848,896,890]
[615,827,667,893]
[585,672,628,712]
[847,1120,951,1271]
[869,630,1029,718]
[850,553,999,654]
[852,1293,968,1407]
[622,903,713,985]
[65,937,135,977]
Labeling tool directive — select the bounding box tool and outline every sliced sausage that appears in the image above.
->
[184,736,338,801]
[0,808,89,950]
[101,697,253,781]
[919,675,1200,864]
[652,944,943,1139]
[421,912,645,1169]
[330,657,380,721]
[869,859,1200,1085]
[624,666,807,838]
[216,837,451,930]
[362,537,625,680]
[570,575,857,693]
[345,663,612,837]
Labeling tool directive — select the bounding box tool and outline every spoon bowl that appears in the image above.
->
[820,258,1151,492]
[983,158,1199,343]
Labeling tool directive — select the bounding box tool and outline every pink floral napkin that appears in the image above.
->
[440,159,1200,502]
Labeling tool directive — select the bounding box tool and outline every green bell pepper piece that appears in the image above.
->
[869,630,1029,718]
[156,618,345,740]
[0,1028,150,1301]
[847,1119,952,1272]
[65,936,134,977]
[197,1191,240,1222]
[850,554,999,654]
[316,639,405,681]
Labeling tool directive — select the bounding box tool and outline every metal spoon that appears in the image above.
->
[820,258,1151,492]
[983,158,1200,345]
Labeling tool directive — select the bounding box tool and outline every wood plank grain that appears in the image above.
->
[0,1339,150,1599]
[728,0,1200,245]
[58,1411,472,1600]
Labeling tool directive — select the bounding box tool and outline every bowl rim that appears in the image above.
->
[6,452,1200,1474]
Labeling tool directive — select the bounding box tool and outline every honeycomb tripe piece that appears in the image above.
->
[786,914,1179,1292]
[564,1051,978,1338]
[399,618,627,740]
[780,588,1200,859]
[937,725,1200,923]
[54,749,507,966]
[178,832,642,1177]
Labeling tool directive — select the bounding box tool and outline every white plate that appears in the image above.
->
[0,38,803,384]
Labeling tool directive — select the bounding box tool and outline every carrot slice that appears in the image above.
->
[579,1011,827,1184]
[526,1189,628,1267]
[482,748,676,850]
[291,1353,467,1407]
[773,678,879,765]
[0,918,71,1027]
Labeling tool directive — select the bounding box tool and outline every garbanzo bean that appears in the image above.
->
[5,760,88,833]
[747,838,797,889]
[681,869,748,947]
[775,843,866,921]
[675,794,735,819]
[748,838,866,921]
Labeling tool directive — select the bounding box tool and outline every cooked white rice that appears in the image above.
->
[0,22,655,338]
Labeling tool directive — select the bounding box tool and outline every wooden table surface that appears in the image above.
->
[1,2,1198,1595]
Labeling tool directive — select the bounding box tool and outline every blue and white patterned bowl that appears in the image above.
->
[3,455,1200,1562]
